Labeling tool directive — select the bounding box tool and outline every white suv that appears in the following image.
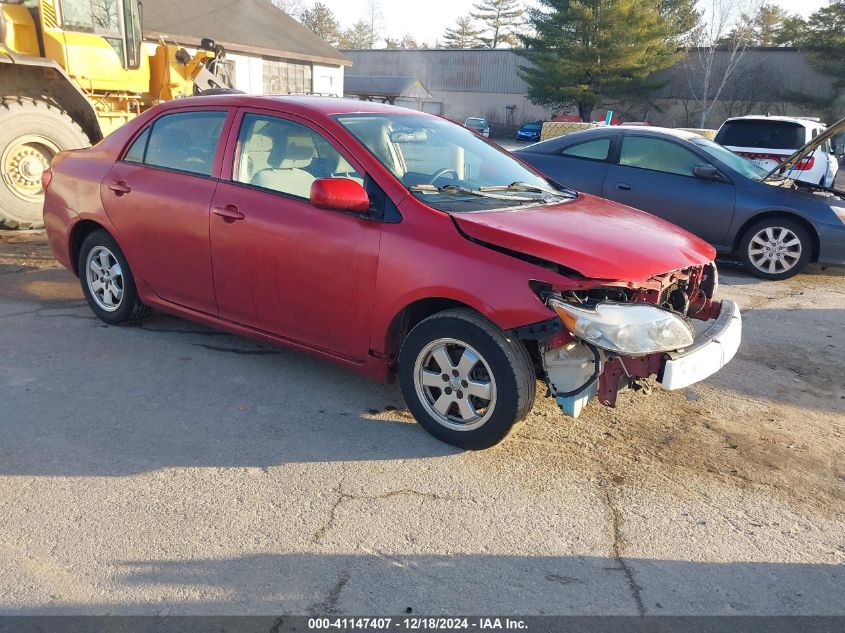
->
[715,116,839,187]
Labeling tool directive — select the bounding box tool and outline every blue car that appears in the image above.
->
[515,123,845,280]
[515,121,543,142]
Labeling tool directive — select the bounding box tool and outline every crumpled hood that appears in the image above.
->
[452,193,716,282]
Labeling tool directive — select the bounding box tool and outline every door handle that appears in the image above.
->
[108,181,131,195]
[615,182,632,191]
[212,204,245,221]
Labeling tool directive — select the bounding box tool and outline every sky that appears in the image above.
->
[312,0,833,48]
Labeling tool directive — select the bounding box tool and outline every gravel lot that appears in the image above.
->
[0,231,843,615]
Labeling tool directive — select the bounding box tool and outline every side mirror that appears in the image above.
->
[310,178,370,214]
[693,164,720,180]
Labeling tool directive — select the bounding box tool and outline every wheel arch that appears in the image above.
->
[68,219,112,276]
[382,297,482,373]
[733,211,820,262]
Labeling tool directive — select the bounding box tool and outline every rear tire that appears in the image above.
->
[739,217,812,280]
[0,98,90,229]
[78,230,151,325]
[398,309,535,450]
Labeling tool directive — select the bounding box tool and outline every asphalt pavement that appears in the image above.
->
[0,234,843,615]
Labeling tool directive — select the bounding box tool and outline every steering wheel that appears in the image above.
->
[429,168,459,185]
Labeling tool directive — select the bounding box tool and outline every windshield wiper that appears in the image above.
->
[409,183,536,201]
[480,182,577,199]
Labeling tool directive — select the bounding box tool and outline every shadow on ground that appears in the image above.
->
[1,553,843,616]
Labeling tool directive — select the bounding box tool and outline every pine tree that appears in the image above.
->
[471,0,524,48]
[722,4,798,47]
[340,19,376,49]
[442,16,484,48]
[803,0,845,85]
[301,2,341,47]
[519,0,694,121]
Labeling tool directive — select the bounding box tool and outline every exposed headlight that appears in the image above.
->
[831,204,845,225]
[548,299,694,356]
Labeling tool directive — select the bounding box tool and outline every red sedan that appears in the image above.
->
[43,95,741,449]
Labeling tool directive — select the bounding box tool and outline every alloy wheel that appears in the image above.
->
[85,246,124,312]
[747,226,803,276]
[413,338,497,431]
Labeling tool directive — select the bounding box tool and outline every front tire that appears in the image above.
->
[0,98,91,229]
[739,218,812,280]
[78,230,151,325]
[398,309,535,450]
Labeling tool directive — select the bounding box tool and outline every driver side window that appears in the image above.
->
[619,136,704,177]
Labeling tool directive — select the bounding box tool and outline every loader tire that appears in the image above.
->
[0,97,90,229]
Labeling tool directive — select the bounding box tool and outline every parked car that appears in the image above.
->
[464,117,490,137]
[43,96,740,449]
[516,121,543,142]
[515,123,845,280]
[715,116,839,188]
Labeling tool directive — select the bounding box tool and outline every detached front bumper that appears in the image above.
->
[660,299,742,390]
[537,299,742,417]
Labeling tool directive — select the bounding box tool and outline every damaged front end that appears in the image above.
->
[522,264,742,417]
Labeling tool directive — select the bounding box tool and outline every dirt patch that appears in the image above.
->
[0,231,58,273]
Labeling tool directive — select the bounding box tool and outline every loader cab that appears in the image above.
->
[41,0,149,92]
[58,0,144,70]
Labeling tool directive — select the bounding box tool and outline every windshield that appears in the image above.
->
[692,137,769,181]
[523,123,541,131]
[335,113,569,211]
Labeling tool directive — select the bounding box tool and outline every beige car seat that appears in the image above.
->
[252,133,317,198]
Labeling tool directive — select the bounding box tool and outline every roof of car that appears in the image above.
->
[616,125,701,140]
[543,125,703,143]
[154,94,430,117]
[721,115,824,129]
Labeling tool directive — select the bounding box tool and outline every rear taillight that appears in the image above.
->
[736,151,788,162]
[736,151,815,171]
[41,168,52,190]
[795,156,815,170]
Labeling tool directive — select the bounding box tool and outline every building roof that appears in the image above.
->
[141,0,350,67]
[344,76,432,99]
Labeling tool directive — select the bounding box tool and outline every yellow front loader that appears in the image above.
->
[0,0,232,228]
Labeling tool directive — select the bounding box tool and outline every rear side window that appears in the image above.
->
[619,137,702,177]
[715,120,805,150]
[562,138,611,161]
[123,111,228,177]
[123,127,150,164]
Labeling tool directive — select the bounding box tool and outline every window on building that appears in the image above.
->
[263,58,313,94]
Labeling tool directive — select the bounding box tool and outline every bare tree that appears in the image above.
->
[271,0,306,20]
[685,0,763,128]
[366,0,383,48]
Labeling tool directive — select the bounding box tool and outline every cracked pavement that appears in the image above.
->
[0,232,843,615]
